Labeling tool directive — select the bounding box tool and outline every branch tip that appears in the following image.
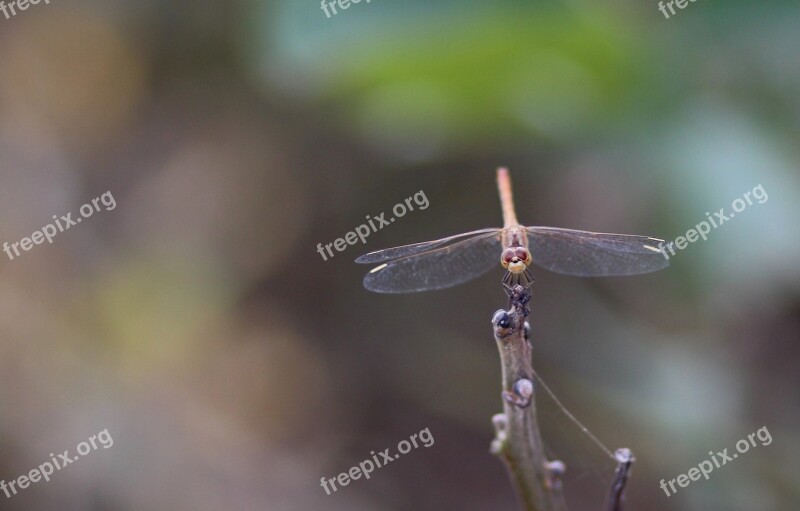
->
[605,448,635,511]
[614,448,634,464]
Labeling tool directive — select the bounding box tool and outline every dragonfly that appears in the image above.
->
[356,168,668,293]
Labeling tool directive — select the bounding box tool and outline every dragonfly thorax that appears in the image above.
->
[501,246,532,274]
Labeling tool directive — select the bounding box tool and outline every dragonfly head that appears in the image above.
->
[501,246,532,274]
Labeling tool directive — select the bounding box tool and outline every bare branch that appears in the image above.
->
[490,285,567,511]
[605,448,635,511]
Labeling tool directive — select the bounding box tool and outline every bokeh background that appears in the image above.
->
[0,0,798,510]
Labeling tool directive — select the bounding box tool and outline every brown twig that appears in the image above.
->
[490,285,567,511]
[605,448,635,511]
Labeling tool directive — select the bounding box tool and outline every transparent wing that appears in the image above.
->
[525,226,669,277]
[362,232,502,293]
[355,228,499,264]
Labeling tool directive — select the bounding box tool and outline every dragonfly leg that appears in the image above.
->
[522,268,535,288]
[502,271,515,295]
[503,268,535,295]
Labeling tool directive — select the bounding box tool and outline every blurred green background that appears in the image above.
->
[0,0,798,509]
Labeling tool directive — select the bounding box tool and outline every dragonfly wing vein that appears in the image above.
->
[355,228,498,264]
[363,232,502,293]
[525,226,669,277]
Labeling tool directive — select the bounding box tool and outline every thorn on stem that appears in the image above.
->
[492,310,514,341]
[545,460,566,477]
[503,378,534,408]
[490,413,508,455]
[492,413,508,434]
[545,459,567,489]
[493,309,511,329]
[514,378,533,399]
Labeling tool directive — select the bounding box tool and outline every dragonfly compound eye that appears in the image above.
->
[513,246,532,265]
[501,248,516,268]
